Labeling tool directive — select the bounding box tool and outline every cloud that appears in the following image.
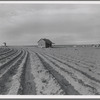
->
[0,4,100,45]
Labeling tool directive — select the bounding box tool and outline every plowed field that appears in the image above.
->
[0,46,100,95]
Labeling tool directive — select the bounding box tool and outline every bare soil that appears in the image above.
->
[0,46,100,95]
[18,53,36,95]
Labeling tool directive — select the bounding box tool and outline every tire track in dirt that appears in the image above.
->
[35,52,79,95]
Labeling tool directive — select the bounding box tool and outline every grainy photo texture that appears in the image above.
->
[0,3,100,95]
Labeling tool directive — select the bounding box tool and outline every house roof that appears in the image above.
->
[38,38,53,44]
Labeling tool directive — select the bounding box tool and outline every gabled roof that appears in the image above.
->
[38,38,53,44]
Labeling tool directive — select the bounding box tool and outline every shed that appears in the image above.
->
[38,38,53,48]
[3,42,7,47]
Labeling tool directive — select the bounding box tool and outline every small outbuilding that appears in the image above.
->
[38,38,53,48]
[3,42,7,47]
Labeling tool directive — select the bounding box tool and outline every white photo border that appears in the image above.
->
[0,1,100,99]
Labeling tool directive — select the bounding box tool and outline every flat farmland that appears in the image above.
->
[0,46,100,95]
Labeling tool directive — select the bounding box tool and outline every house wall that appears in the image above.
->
[46,42,52,48]
[38,40,46,48]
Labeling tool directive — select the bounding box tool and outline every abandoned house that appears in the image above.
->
[38,38,53,48]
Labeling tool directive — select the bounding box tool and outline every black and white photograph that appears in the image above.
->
[0,1,100,96]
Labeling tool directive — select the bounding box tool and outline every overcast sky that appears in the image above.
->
[0,4,100,45]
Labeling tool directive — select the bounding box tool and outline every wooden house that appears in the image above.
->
[38,38,53,48]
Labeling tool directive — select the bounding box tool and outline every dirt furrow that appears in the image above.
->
[35,52,79,95]
[45,53,100,84]
[8,51,28,94]
[36,52,100,94]
[0,48,13,56]
[17,52,36,95]
[0,49,18,61]
[0,50,22,72]
[42,49,100,75]
[29,52,65,95]
[39,52,100,94]
[0,50,24,79]
[0,50,25,94]
[0,48,11,55]
[0,50,21,66]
